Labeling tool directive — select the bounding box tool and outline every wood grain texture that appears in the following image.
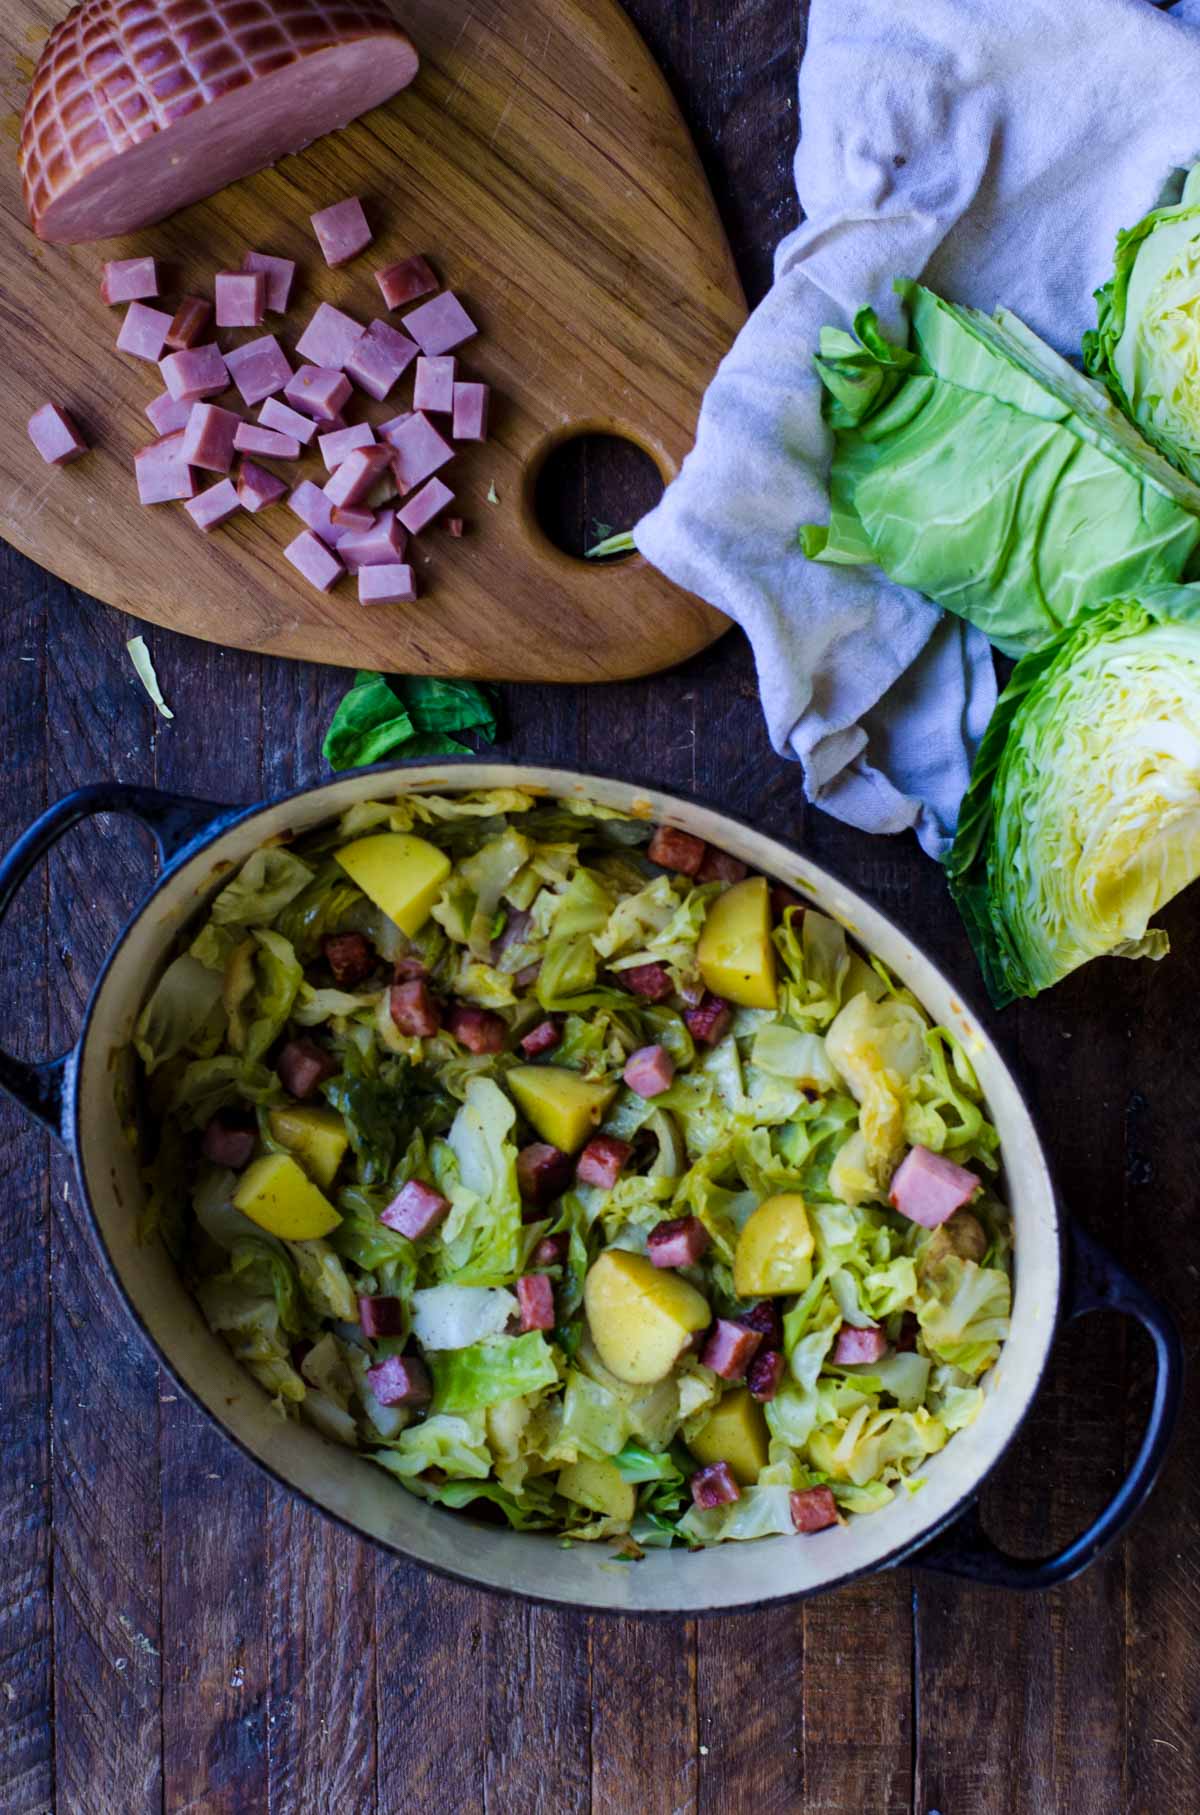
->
[2,1,1200,1812]
[0,0,742,681]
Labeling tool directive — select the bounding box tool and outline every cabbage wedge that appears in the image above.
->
[946,584,1200,1004]
[803,280,1200,656]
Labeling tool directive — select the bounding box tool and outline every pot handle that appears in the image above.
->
[0,783,236,1143]
[913,1219,1183,1590]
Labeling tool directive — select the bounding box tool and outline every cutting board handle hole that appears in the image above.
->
[526,429,665,564]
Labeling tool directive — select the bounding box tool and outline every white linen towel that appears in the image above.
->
[635,0,1200,857]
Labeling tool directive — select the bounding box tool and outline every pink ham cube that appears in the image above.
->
[100,256,157,304]
[700,1319,763,1381]
[145,391,193,435]
[381,1179,450,1240]
[519,1019,561,1059]
[357,1294,405,1339]
[397,476,454,535]
[575,1136,632,1190]
[184,479,240,531]
[288,479,341,546]
[337,509,406,572]
[164,297,212,350]
[832,1323,888,1365]
[746,1348,785,1402]
[296,302,366,369]
[452,381,490,441]
[319,422,376,472]
[691,1462,740,1509]
[311,196,372,266]
[889,1146,980,1229]
[330,504,374,535]
[283,528,343,590]
[413,356,457,413]
[161,343,228,402]
[223,335,292,407]
[134,432,196,504]
[515,1274,556,1333]
[366,1355,431,1407]
[623,1043,675,1099]
[180,403,240,474]
[790,1486,838,1533]
[117,300,173,362]
[358,563,417,604]
[27,403,87,465]
[324,444,392,508]
[383,411,453,493]
[345,319,419,401]
[243,250,295,314]
[683,992,733,1047]
[233,423,301,460]
[375,255,437,309]
[646,1215,710,1269]
[516,1144,573,1207]
[402,290,478,355]
[284,365,352,422]
[237,461,287,512]
[259,398,317,445]
[445,1004,507,1053]
[215,270,265,328]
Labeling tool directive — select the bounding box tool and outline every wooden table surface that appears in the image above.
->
[2,4,1198,1811]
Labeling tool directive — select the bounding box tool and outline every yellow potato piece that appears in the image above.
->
[688,1386,770,1486]
[335,832,451,937]
[233,1152,342,1241]
[508,1065,617,1154]
[733,1192,814,1297]
[697,875,777,1009]
[583,1249,710,1385]
[268,1105,350,1191]
[556,1456,636,1522]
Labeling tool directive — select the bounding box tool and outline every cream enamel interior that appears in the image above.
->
[73,765,1060,1613]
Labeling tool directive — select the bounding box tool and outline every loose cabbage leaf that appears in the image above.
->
[322,671,499,770]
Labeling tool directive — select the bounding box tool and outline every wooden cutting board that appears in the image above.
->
[0,0,744,680]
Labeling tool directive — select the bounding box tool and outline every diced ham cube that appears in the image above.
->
[701,1318,763,1381]
[161,343,228,401]
[576,1135,632,1190]
[184,479,240,532]
[889,1146,980,1229]
[322,932,375,986]
[358,1294,404,1338]
[519,1019,561,1059]
[619,962,674,1003]
[389,979,442,1037]
[746,1348,785,1403]
[647,1215,710,1269]
[413,356,457,413]
[367,1354,431,1406]
[311,196,372,266]
[345,319,418,400]
[623,1043,675,1099]
[684,992,733,1047]
[402,290,478,355]
[223,334,292,407]
[790,1486,839,1533]
[100,256,158,304]
[201,1111,256,1170]
[691,1461,740,1509]
[452,381,490,441]
[832,1323,888,1365]
[215,269,264,328]
[737,1301,783,1347]
[338,510,407,574]
[296,301,366,370]
[358,564,418,605]
[164,296,213,351]
[180,403,240,474]
[647,825,707,875]
[277,1038,336,1100]
[446,1003,507,1053]
[288,479,342,546]
[770,884,805,923]
[330,504,375,535]
[375,255,438,309]
[234,423,301,460]
[145,391,193,435]
[696,849,748,884]
[259,398,318,445]
[324,444,393,508]
[381,1179,450,1240]
[27,403,87,465]
[384,411,454,494]
[238,461,288,513]
[284,363,351,421]
[517,1143,574,1206]
[532,1232,569,1267]
[283,527,343,588]
[117,300,173,362]
[516,1274,556,1333]
[243,252,295,315]
[397,477,454,535]
[319,422,376,472]
[134,432,196,504]
[393,955,429,983]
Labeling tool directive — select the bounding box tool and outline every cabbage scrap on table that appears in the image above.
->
[129,789,1012,1550]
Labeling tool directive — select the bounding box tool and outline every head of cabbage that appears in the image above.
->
[946,584,1200,1005]
[1085,165,1200,483]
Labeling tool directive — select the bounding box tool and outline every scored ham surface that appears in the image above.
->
[20,0,419,243]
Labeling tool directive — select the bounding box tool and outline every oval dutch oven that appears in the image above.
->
[0,763,1184,1615]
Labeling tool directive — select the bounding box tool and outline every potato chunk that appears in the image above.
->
[688,1387,770,1485]
[733,1193,814,1296]
[335,832,451,936]
[556,1457,636,1522]
[268,1105,349,1190]
[697,876,777,1009]
[233,1152,342,1240]
[508,1065,617,1154]
[583,1249,710,1385]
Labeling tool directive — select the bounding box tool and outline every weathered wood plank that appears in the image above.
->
[481,1601,592,1815]
[590,1617,698,1815]
[373,1564,486,1815]
[802,1575,914,1815]
[696,1609,804,1814]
